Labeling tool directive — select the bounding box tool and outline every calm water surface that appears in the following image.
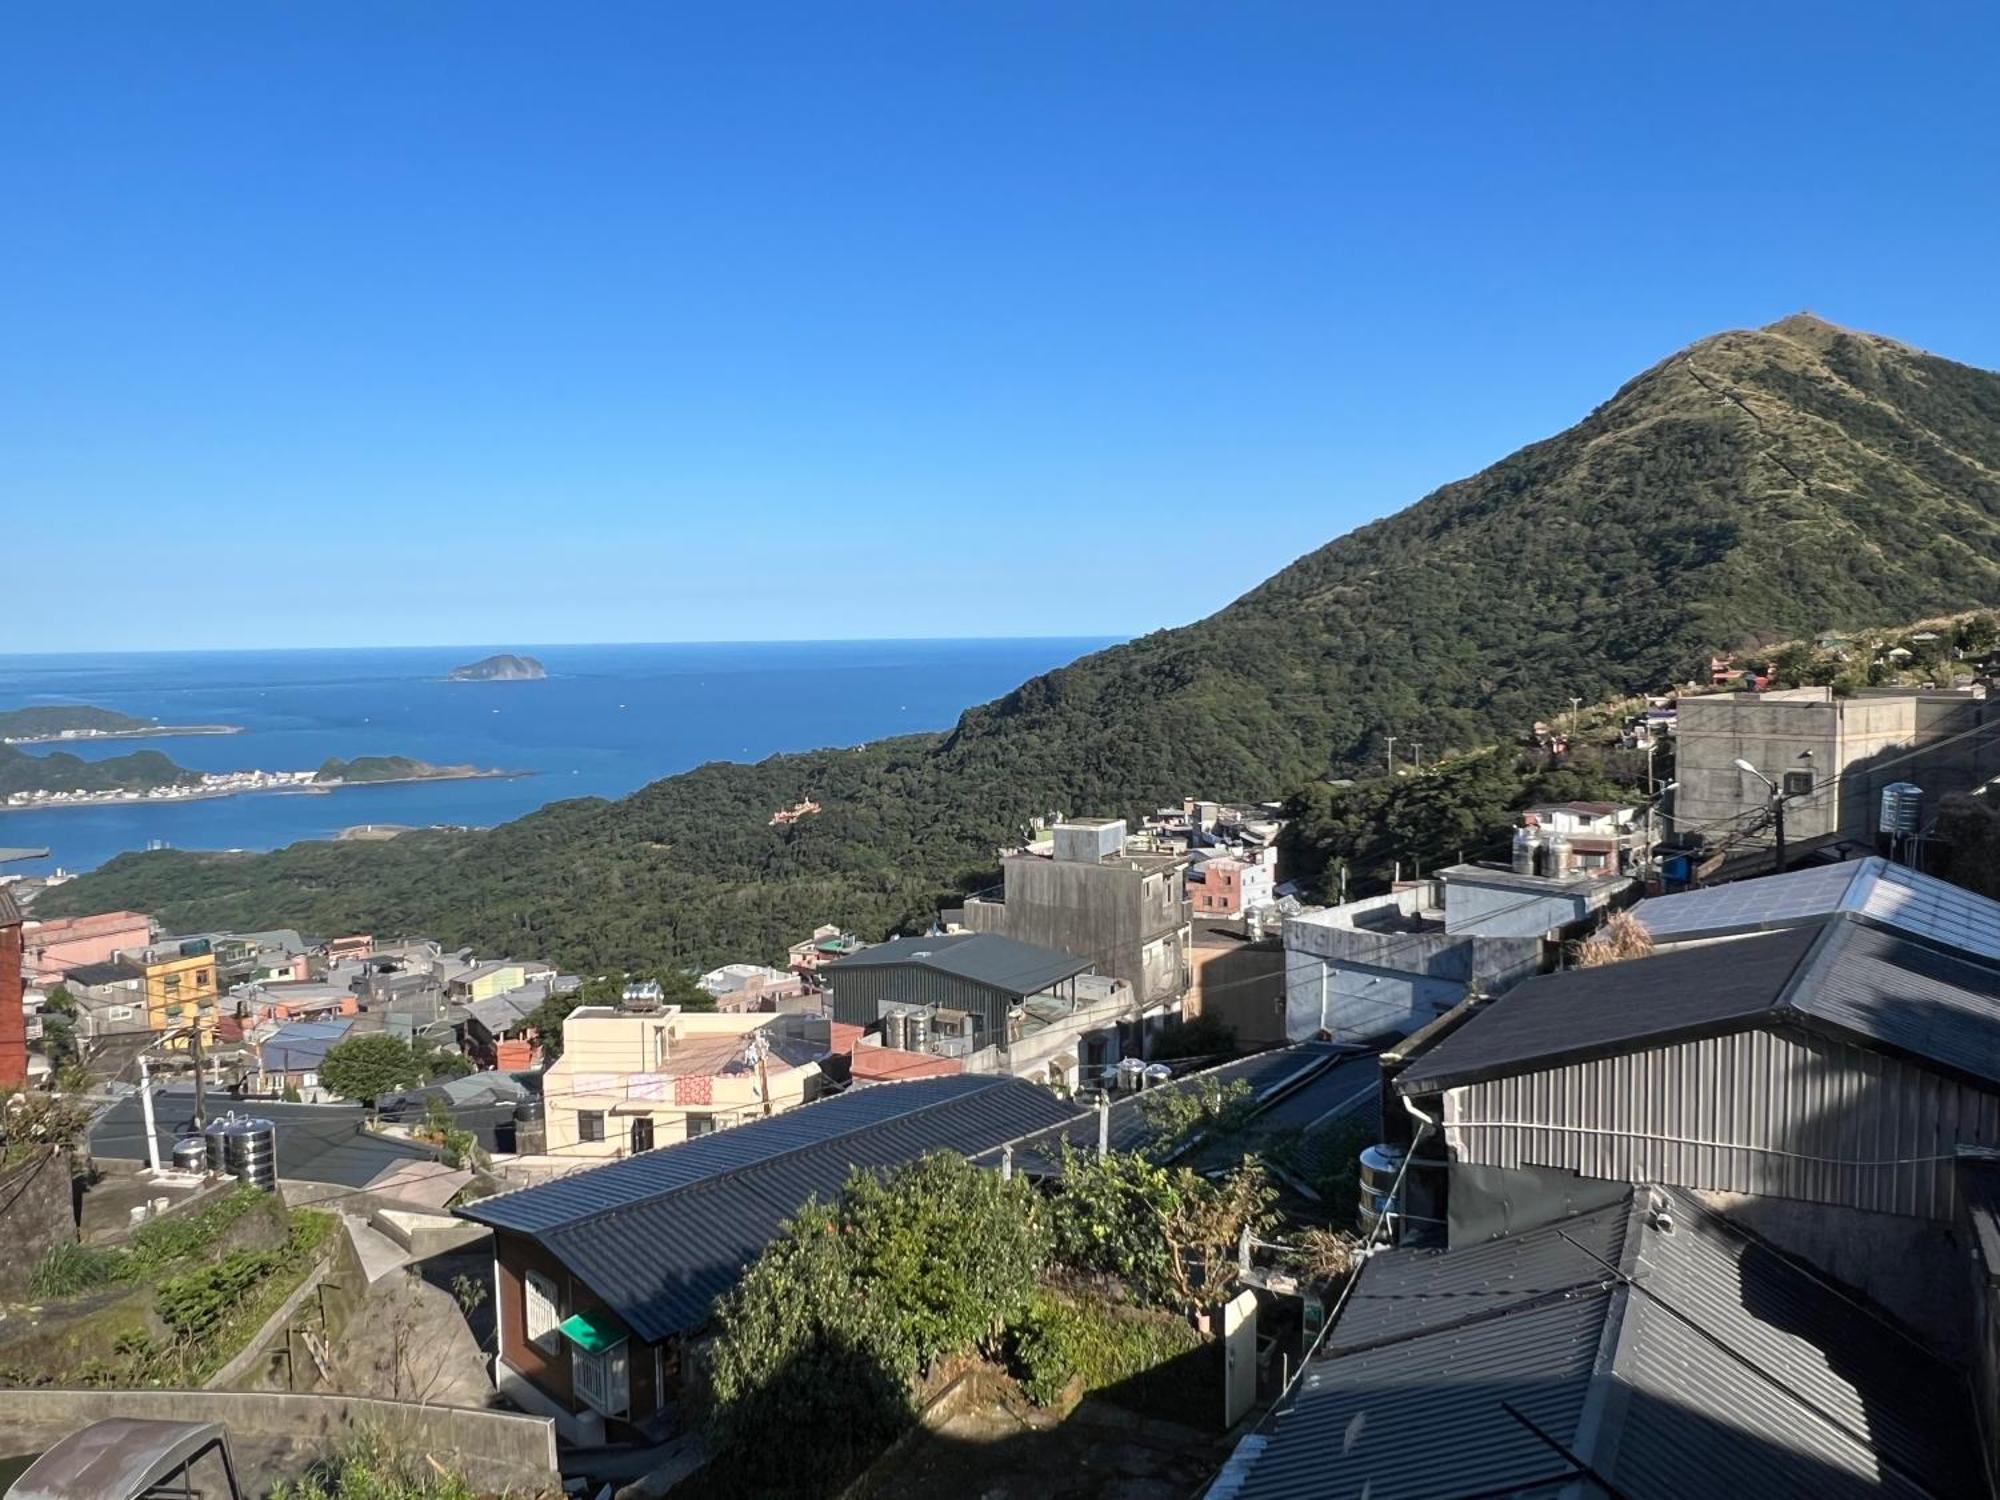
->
[0,639,1111,875]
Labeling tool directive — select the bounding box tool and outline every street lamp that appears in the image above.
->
[1734,758,1787,873]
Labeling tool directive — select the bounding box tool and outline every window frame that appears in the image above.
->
[524,1269,562,1354]
[578,1110,605,1144]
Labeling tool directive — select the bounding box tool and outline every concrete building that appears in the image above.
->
[117,937,221,1043]
[1186,853,1276,919]
[538,1005,834,1160]
[19,910,154,985]
[1282,862,1629,1043]
[962,817,1191,1008]
[1185,924,1288,1048]
[696,963,808,1012]
[1672,685,2000,859]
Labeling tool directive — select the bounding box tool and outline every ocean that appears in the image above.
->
[0,639,1113,876]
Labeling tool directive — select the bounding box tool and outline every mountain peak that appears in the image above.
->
[1763,310,1847,338]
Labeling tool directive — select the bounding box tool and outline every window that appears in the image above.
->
[630,1117,654,1154]
[525,1270,561,1353]
[1782,771,1815,798]
[573,1340,629,1419]
[107,1006,134,1023]
[685,1114,716,1139]
[578,1111,605,1144]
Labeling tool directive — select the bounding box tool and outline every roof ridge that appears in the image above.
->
[466,1074,1007,1230]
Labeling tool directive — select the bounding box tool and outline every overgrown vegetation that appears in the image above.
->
[269,1432,482,1500]
[1008,1286,1203,1408]
[528,969,714,1060]
[0,1092,92,1166]
[8,1188,336,1387]
[321,1034,464,1103]
[45,317,2000,968]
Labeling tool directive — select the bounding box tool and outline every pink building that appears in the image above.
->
[22,911,155,984]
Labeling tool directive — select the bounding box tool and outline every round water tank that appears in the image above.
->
[1880,782,1925,836]
[1357,1143,1408,1246]
[1512,826,1541,877]
[171,1137,207,1175]
[1542,831,1575,879]
[221,1117,278,1193]
[882,1009,907,1052]
[904,1010,931,1055]
[1117,1057,1147,1093]
[1142,1063,1174,1089]
[202,1116,232,1174]
[512,1095,544,1125]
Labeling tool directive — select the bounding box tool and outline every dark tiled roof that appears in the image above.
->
[63,960,145,988]
[1222,1186,1981,1500]
[1398,916,2000,1096]
[458,1075,1079,1342]
[825,932,1090,998]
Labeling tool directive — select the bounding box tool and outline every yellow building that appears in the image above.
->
[541,1006,831,1160]
[122,939,221,1043]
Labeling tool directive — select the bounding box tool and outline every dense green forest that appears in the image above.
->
[0,744,198,798]
[44,316,2000,968]
[313,755,502,784]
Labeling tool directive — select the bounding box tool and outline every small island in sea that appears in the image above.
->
[314,756,521,785]
[0,702,242,744]
[447,653,546,681]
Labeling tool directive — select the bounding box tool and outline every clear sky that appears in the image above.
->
[6,3,1998,653]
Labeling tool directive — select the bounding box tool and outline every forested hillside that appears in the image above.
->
[44,315,2000,968]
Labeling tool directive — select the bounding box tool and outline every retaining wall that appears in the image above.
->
[0,1388,557,1492]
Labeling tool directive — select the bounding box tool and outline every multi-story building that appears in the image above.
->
[118,937,221,1043]
[1186,853,1276,919]
[19,910,154,985]
[1672,685,2000,861]
[697,963,809,1012]
[538,1004,835,1160]
[1283,859,1630,1043]
[962,817,1191,1009]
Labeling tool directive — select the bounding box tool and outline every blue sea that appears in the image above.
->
[0,639,1113,876]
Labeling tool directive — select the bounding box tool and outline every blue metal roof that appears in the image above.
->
[459,1074,1080,1342]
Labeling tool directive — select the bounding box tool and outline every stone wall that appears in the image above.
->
[0,1148,77,1296]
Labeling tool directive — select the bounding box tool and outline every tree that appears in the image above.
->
[318,1035,423,1105]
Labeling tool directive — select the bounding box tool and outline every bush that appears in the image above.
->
[269,1432,478,1499]
[1009,1287,1202,1408]
[319,1035,424,1104]
[700,1152,1049,1498]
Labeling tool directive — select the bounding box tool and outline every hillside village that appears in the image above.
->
[8,611,2000,1497]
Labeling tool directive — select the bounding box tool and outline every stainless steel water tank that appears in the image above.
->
[882,1009,907,1051]
[202,1116,232,1174]
[171,1137,207,1175]
[221,1117,278,1193]
[1512,825,1541,876]
[903,1010,930,1055]
[1357,1143,1408,1245]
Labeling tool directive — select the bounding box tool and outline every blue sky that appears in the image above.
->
[6,3,1998,653]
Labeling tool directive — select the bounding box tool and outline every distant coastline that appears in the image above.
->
[0,766,529,814]
[2,724,243,746]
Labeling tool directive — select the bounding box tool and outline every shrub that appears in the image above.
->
[319,1035,424,1104]
[1009,1288,1202,1408]
[269,1432,478,1499]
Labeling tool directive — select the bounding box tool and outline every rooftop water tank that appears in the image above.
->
[1543,831,1575,879]
[202,1116,232,1175]
[903,1010,931,1056]
[171,1137,207,1175]
[1357,1143,1409,1246]
[882,1009,908,1052]
[220,1117,278,1193]
[1880,782,1925,836]
[1117,1057,1148,1093]
[1511,826,1541,877]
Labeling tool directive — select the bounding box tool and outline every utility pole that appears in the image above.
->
[1385,735,1398,774]
[1411,742,1424,772]
[1733,759,1787,874]
[190,1024,207,1129]
[1569,697,1583,740]
[137,1052,163,1175]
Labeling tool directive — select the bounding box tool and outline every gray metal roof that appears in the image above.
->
[1399,914,2000,1096]
[1630,855,2000,964]
[825,932,1091,998]
[1223,1186,1981,1499]
[458,1075,1080,1342]
[990,1042,1380,1178]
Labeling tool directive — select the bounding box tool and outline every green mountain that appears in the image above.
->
[0,744,198,799]
[0,704,153,740]
[42,315,2000,965]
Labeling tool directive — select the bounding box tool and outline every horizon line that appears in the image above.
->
[0,632,1133,663]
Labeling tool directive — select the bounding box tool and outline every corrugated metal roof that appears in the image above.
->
[825,932,1091,998]
[1227,1186,1983,1499]
[1631,856,2000,965]
[458,1075,1080,1342]
[1397,925,1824,1092]
[1400,915,2000,1097]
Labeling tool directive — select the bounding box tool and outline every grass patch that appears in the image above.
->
[1008,1286,1203,1409]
